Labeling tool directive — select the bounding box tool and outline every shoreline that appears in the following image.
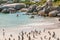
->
[0,22,60,40]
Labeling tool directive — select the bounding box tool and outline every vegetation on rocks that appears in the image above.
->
[0,0,60,6]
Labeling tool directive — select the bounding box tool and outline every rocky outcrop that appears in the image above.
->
[27,5,37,13]
[38,10,45,16]
[1,8,9,13]
[1,8,16,13]
[0,8,2,12]
[0,5,3,12]
[56,6,60,13]
[20,8,28,12]
[32,12,37,15]
[0,3,26,13]
[48,10,59,17]
[8,8,16,13]
[14,3,26,10]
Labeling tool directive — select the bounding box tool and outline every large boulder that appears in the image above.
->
[1,3,26,10]
[48,10,59,17]
[0,8,2,12]
[0,5,3,12]
[27,4,37,13]
[36,5,43,11]
[8,8,16,13]
[56,6,60,13]
[20,8,28,12]
[38,10,46,16]
[32,12,37,15]
[14,3,26,10]
[1,8,16,13]
[1,8,9,13]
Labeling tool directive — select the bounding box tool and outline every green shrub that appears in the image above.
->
[23,2,35,5]
[54,0,57,2]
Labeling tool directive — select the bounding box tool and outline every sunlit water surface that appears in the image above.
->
[0,12,58,28]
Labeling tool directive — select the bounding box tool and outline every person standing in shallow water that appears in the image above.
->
[16,14,19,17]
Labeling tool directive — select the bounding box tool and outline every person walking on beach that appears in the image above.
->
[52,32,55,38]
[44,35,47,39]
[2,29,5,37]
[18,35,20,40]
[57,38,60,40]
[49,37,51,40]
[13,38,15,40]
[43,29,45,32]
[9,38,11,40]
[10,34,13,37]
[28,36,31,40]
[33,34,35,38]
[40,37,43,40]
[48,31,51,35]
[21,31,24,40]
[16,14,19,17]
[39,31,41,35]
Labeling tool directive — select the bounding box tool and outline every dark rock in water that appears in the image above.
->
[1,3,26,11]
[30,16,34,18]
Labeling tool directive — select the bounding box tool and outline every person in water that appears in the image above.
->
[17,14,19,17]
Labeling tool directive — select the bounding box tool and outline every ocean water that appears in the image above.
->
[0,12,58,28]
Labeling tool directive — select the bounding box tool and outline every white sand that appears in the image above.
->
[0,18,60,40]
[0,27,60,40]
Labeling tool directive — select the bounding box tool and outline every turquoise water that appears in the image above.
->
[0,12,43,27]
[0,12,45,28]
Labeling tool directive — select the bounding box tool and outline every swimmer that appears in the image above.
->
[16,14,19,17]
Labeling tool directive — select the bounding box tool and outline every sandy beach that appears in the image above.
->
[0,0,60,40]
[0,18,60,40]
